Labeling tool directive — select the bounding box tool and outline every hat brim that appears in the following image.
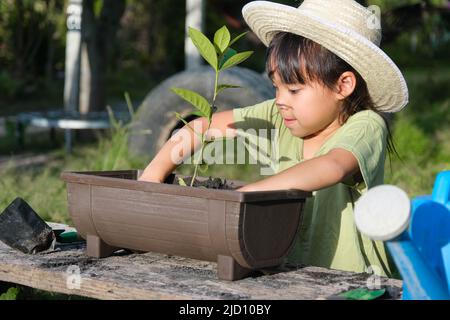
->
[243,1,409,112]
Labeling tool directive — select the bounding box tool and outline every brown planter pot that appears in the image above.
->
[61,170,311,280]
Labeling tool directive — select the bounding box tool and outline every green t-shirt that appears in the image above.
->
[233,99,395,278]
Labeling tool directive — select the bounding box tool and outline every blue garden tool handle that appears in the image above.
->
[431,171,450,210]
[387,234,450,300]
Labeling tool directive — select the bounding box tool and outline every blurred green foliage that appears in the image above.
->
[385,65,450,197]
[0,287,19,300]
[0,0,66,99]
[0,283,92,300]
[369,0,448,10]
[0,0,449,109]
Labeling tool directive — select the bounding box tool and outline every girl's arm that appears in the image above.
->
[138,110,237,183]
[237,148,360,192]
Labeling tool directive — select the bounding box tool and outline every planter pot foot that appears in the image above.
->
[217,255,254,281]
[86,235,120,258]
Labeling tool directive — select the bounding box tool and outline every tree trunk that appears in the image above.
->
[80,0,100,114]
[79,0,125,113]
[185,0,204,70]
[64,0,82,113]
[98,0,126,71]
[14,0,25,78]
[45,0,56,81]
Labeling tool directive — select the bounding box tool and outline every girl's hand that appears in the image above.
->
[237,148,360,192]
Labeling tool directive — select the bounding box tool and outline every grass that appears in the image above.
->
[0,103,147,224]
[0,283,92,300]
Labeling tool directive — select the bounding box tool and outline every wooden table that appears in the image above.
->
[0,239,403,300]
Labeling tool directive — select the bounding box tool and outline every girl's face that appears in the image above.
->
[272,71,342,139]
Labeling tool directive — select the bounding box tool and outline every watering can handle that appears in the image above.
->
[354,185,411,241]
[432,171,450,207]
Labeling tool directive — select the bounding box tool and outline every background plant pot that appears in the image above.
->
[61,170,311,280]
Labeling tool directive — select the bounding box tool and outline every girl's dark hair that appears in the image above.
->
[266,32,398,159]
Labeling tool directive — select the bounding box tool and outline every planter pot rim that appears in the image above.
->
[60,170,311,203]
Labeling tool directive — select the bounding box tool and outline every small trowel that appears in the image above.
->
[0,197,55,254]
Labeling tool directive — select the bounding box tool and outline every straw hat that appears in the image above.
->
[242,0,409,112]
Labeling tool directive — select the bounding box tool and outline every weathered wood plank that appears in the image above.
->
[0,240,402,300]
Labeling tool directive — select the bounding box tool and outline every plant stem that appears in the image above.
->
[190,70,220,187]
[213,69,219,102]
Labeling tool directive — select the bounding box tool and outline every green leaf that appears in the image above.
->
[214,26,231,54]
[124,91,135,120]
[0,287,19,300]
[174,112,188,124]
[217,84,242,95]
[174,112,203,141]
[176,110,205,120]
[220,51,253,71]
[219,48,237,69]
[188,27,218,71]
[229,31,249,47]
[187,111,206,118]
[213,43,222,55]
[178,177,187,186]
[338,288,386,300]
[171,88,212,119]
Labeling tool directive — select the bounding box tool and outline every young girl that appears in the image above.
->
[138,0,409,278]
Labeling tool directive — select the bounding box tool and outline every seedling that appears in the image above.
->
[171,26,253,186]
